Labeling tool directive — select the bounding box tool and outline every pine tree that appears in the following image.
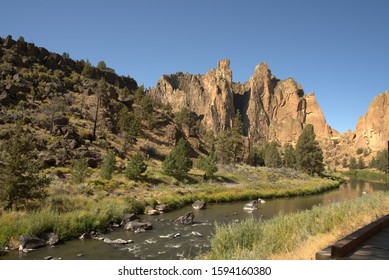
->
[215,130,234,165]
[370,150,388,172]
[125,152,147,180]
[81,59,94,78]
[100,150,116,180]
[283,143,296,168]
[264,141,282,168]
[0,124,50,210]
[342,157,348,168]
[349,157,357,170]
[196,150,218,179]
[295,124,324,175]
[71,157,89,184]
[163,138,193,178]
[357,156,366,170]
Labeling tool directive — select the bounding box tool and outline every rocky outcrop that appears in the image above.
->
[152,59,333,146]
[353,91,389,151]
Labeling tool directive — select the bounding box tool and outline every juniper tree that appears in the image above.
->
[100,150,116,180]
[196,150,218,179]
[264,141,282,168]
[0,124,50,210]
[283,143,297,168]
[163,138,193,178]
[125,152,147,180]
[295,124,324,175]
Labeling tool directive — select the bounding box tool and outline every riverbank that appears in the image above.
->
[341,169,389,183]
[0,165,340,254]
[203,190,389,260]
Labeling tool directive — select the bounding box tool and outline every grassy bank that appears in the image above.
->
[203,191,389,260]
[342,169,389,183]
[0,165,340,252]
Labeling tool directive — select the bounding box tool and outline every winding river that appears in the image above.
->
[2,179,389,260]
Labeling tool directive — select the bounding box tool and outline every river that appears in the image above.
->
[2,179,388,260]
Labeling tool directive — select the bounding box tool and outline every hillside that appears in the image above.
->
[0,35,388,172]
[0,35,184,171]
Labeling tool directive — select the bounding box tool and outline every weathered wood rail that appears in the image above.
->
[316,214,389,260]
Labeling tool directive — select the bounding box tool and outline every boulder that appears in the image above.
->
[174,211,194,225]
[103,238,133,245]
[53,116,69,126]
[124,220,153,232]
[145,206,159,215]
[18,235,46,250]
[155,203,169,212]
[192,200,206,210]
[120,214,140,226]
[39,232,60,246]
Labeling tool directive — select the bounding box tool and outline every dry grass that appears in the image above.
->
[204,191,389,260]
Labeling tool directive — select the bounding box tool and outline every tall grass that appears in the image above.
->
[204,191,389,259]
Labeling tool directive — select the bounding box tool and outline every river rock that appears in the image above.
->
[243,200,258,211]
[19,235,46,250]
[124,220,153,232]
[145,206,159,215]
[155,203,169,212]
[39,232,59,246]
[103,238,133,245]
[174,211,194,225]
[192,200,206,210]
[120,213,140,226]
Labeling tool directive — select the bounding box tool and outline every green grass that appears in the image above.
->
[204,191,389,259]
[0,164,341,252]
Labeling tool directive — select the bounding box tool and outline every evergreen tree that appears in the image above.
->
[250,145,266,166]
[100,150,116,180]
[81,59,94,78]
[215,130,234,165]
[117,107,141,154]
[342,157,348,168]
[163,138,193,178]
[283,143,297,168]
[295,124,324,175]
[97,60,107,70]
[370,150,388,172]
[232,110,244,136]
[264,141,282,168]
[349,157,357,170]
[125,152,147,180]
[140,94,154,117]
[357,156,366,169]
[0,124,50,210]
[133,84,145,102]
[196,150,218,178]
[71,157,89,184]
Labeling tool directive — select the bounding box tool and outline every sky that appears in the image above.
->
[1,0,388,133]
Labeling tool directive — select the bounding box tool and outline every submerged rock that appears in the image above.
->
[192,200,206,210]
[174,212,194,225]
[124,220,153,232]
[243,200,258,211]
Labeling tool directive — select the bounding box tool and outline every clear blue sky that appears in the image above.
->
[1,0,388,133]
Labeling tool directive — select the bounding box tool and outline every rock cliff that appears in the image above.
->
[153,59,334,146]
[353,91,389,151]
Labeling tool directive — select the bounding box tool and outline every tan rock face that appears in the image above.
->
[354,92,389,151]
[153,59,333,146]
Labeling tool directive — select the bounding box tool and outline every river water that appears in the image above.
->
[2,179,389,260]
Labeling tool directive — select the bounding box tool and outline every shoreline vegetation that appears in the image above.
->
[0,164,340,254]
[203,169,389,260]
